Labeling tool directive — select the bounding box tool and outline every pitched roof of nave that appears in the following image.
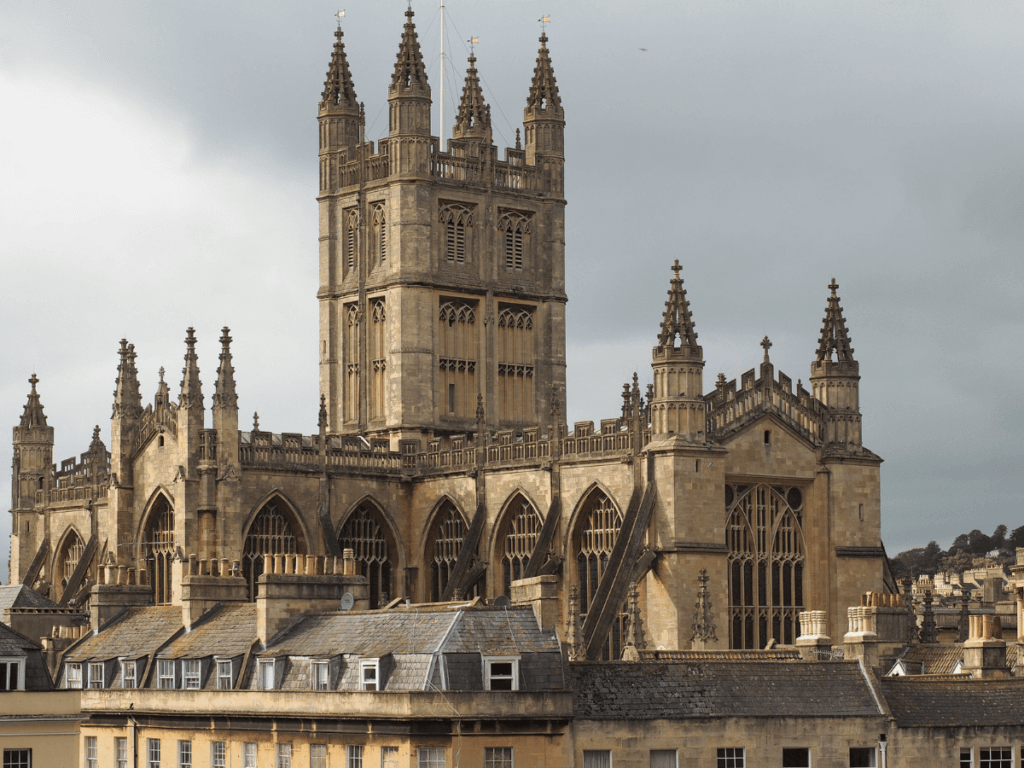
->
[320,25,358,112]
[880,674,1024,728]
[655,260,702,357]
[453,53,491,140]
[815,278,856,364]
[18,373,47,429]
[390,7,429,97]
[526,31,562,115]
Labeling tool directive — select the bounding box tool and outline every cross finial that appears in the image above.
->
[671,259,682,279]
[828,278,839,296]
[158,367,165,382]
[28,373,39,390]
[760,335,772,361]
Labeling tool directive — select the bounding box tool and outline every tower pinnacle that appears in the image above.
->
[815,278,855,364]
[179,328,204,411]
[526,32,562,114]
[390,7,429,95]
[452,52,491,141]
[19,374,47,429]
[113,339,143,420]
[656,260,701,357]
[320,26,358,112]
[213,327,238,410]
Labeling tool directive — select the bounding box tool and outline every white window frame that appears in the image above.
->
[381,746,400,768]
[88,662,104,689]
[484,747,514,768]
[210,742,226,768]
[311,659,330,691]
[216,658,233,690]
[66,662,82,689]
[182,659,201,690]
[0,658,25,691]
[116,737,128,768]
[147,738,161,768]
[417,748,445,768]
[309,744,327,768]
[259,659,276,691]
[243,743,257,768]
[978,747,1013,768]
[85,736,98,768]
[359,658,379,691]
[276,743,292,768]
[157,659,176,689]
[482,656,519,691]
[2,748,33,768]
[178,740,192,768]
[346,745,363,768]
[121,659,137,689]
[960,748,973,768]
[649,749,677,768]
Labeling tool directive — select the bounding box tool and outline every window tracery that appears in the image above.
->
[438,300,477,419]
[145,497,175,605]
[56,529,85,600]
[498,211,531,270]
[498,497,542,597]
[439,204,473,264]
[426,503,483,602]
[497,307,535,423]
[344,209,358,274]
[371,203,387,265]
[726,484,805,649]
[344,304,360,423]
[338,505,393,608]
[241,499,303,601]
[575,491,627,660]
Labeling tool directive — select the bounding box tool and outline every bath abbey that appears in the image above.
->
[8,9,887,659]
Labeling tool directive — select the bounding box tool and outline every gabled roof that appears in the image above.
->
[445,607,559,655]
[570,661,881,720]
[65,606,182,662]
[0,621,42,656]
[262,610,460,658]
[879,675,1024,727]
[0,584,61,613]
[159,604,255,660]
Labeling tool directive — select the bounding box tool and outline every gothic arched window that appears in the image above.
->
[439,204,472,264]
[345,208,358,274]
[726,484,806,649]
[369,298,386,421]
[344,303,360,424]
[241,498,305,601]
[426,502,483,602]
[498,496,542,597]
[371,203,387,266]
[56,529,85,601]
[145,497,176,606]
[499,211,530,270]
[496,307,535,423]
[575,491,626,660]
[338,505,394,609]
[438,300,477,419]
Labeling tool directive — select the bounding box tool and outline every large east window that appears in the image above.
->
[726,484,806,649]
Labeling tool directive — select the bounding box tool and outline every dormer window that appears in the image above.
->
[359,659,379,691]
[482,656,519,691]
[258,659,275,691]
[157,659,175,689]
[311,660,329,691]
[121,659,137,689]
[66,663,82,689]
[0,659,24,691]
[182,659,201,690]
[216,659,233,690]
[88,662,104,689]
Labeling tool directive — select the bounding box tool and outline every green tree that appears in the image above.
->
[992,524,1008,551]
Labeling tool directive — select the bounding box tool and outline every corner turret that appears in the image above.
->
[212,327,240,471]
[319,25,361,150]
[649,261,705,440]
[810,279,862,448]
[388,7,432,162]
[452,53,492,144]
[12,374,54,511]
[523,32,565,194]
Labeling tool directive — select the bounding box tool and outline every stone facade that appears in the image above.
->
[8,10,887,655]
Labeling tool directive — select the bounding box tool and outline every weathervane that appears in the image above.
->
[336,9,345,28]
[539,15,550,31]
[468,36,478,54]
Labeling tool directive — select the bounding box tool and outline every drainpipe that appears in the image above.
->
[878,734,887,768]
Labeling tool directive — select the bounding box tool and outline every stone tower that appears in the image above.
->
[316,11,567,444]
[810,278,861,449]
[10,375,54,579]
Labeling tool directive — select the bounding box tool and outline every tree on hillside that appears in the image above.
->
[940,549,974,576]
[1009,525,1024,551]
[992,524,1008,551]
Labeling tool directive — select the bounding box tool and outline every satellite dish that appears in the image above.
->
[493,595,511,608]
[340,592,355,611]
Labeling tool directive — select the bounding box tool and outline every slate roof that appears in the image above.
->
[65,606,182,661]
[0,621,40,656]
[0,622,53,691]
[879,676,1024,727]
[0,584,60,612]
[263,611,460,657]
[159,604,256,659]
[891,642,1021,676]
[445,607,560,654]
[570,661,882,720]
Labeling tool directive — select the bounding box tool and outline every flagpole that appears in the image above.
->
[440,0,446,146]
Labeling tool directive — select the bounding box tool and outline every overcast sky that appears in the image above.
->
[2,1,1022,581]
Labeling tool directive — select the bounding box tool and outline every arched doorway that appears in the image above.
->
[726,484,806,649]
[496,495,542,597]
[338,503,396,609]
[241,497,307,601]
[574,489,627,660]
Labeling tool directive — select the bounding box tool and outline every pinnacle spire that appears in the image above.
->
[815,278,855,364]
[525,32,562,114]
[179,328,204,411]
[19,374,47,429]
[320,26,358,112]
[213,327,237,410]
[656,260,701,355]
[390,7,429,96]
[113,339,143,419]
[453,53,491,140]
